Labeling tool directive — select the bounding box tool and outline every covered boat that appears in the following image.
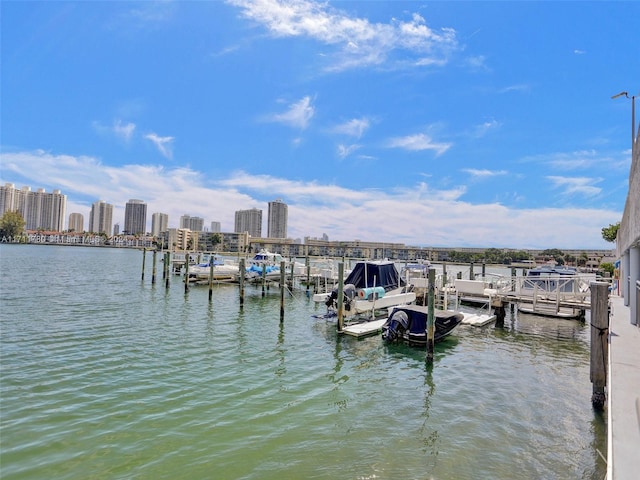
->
[320,260,416,317]
[381,305,463,346]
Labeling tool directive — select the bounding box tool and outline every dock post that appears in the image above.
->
[208,260,215,302]
[151,250,157,285]
[280,261,286,322]
[511,267,516,292]
[162,252,167,280]
[470,262,474,279]
[337,263,344,333]
[426,268,436,364]
[239,259,245,309]
[442,262,447,290]
[184,259,189,294]
[306,261,311,297]
[590,281,609,410]
[141,248,146,281]
[481,262,486,278]
[165,253,170,289]
[289,262,294,289]
[261,264,267,297]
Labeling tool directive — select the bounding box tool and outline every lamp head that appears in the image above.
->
[611,91,629,99]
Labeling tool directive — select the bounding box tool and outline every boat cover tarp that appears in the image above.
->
[382,305,463,344]
[344,261,405,291]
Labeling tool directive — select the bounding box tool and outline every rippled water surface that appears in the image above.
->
[1,245,606,479]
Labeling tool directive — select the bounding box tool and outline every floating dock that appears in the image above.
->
[340,318,388,338]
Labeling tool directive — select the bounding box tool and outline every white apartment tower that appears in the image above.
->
[0,183,66,231]
[151,212,169,237]
[68,213,84,232]
[234,208,262,237]
[124,199,147,235]
[267,199,288,239]
[89,200,113,235]
[210,221,221,233]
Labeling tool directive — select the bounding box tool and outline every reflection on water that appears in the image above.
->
[0,245,606,480]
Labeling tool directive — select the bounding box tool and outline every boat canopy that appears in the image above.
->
[343,261,406,291]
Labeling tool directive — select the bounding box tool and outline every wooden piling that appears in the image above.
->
[469,262,474,279]
[425,268,436,364]
[337,263,344,332]
[165,253,170,289]
[151,250,157,285]
[162,252,167,280]
[261,264,267,297]
[208,259,215,301]
[184,259,189,294]
[239,259,245,309]
[590,281,609,410]
[280,260,286,322]
[141,248,146,281]
[442,262,447,290]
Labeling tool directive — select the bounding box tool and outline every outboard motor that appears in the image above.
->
[325,284,357,311]
[382,310,410,343]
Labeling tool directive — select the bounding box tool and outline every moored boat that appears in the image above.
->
[381,304,463,345]
[318,260,416,319]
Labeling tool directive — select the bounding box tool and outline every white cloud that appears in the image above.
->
[387,133,451,155]
[473,119,500,138]
[228,0,458,71]
[331,117,371,138]
[0,149,620,249]
[113,120,136,142]
[463,168,508,178]
[546,176,603,197]
[337,144,360,158]
[144,133,174,159]
[267,96,315,130]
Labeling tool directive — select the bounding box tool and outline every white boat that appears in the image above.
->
[186,254,241,283]
[316,260,416,319]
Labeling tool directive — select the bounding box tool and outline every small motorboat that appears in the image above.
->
[382,305,463,346]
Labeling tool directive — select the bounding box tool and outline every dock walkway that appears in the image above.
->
[607,295,640,480]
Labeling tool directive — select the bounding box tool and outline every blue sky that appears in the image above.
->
[1,1,638,250]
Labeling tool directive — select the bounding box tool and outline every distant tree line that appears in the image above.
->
[446,248,594,268]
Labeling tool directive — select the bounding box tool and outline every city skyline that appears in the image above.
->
[1,1,638,249]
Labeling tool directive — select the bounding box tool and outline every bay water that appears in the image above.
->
[0,245,607,479]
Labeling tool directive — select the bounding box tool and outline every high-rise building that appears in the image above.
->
[267,199,288,239]
[234,208,262,237]
[180,214,204,232]
[113,223,120,236]
[124,199,147,235]
[210,221,221,233]
[151,212,169,237]
[0,183,66,231]
[68,213,84,232]
[88,200,113,235]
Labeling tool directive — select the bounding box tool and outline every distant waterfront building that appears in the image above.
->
[180,214,204,232]
[210,221,221,233]
[68,213,84,232]
[267,199,288,239]
[124,199,147,235]
[88,200,113,235]
[0,183,67,231]
[234,208,262,237]
[151,212,169,237]
[113,223,120,236]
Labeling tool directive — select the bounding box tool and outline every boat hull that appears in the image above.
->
[382,305,463,346]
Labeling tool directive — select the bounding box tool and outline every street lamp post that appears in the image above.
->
[611,91,637,158]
